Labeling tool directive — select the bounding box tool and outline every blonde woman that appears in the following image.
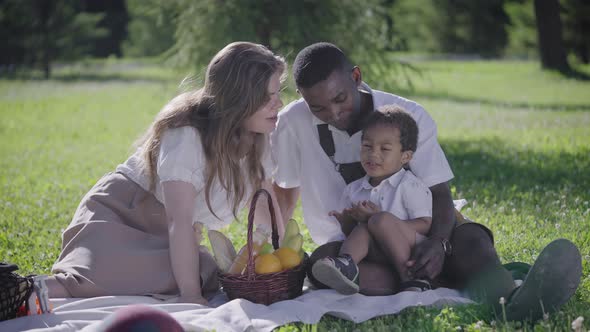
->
[47,42,286,306]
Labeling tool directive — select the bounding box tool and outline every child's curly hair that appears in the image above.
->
[362,105,419,152]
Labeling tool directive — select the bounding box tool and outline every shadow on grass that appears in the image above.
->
[559,66,590,81]
[53,72,173,83]
[441,137,590,201]
[1,71,174,83]
[397,88,590,112]
[0,62,181,84]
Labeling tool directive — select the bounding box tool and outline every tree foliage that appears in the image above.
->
[392,0,509,57]
[79,0,129,58]
[122,0,175,57]
[505,0,590,65]
[169,0,390,67]
[562,0,590,64]
[2,0,588,79]
[505,0,538,58]
[0,0,108,78]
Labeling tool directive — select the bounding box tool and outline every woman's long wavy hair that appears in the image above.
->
[137,42,286,219]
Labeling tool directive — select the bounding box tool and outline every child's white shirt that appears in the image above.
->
[335,168,432,240]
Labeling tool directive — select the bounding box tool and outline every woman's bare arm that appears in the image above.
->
[162,181,207,305]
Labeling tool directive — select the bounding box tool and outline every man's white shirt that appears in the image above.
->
[270,83,453,245]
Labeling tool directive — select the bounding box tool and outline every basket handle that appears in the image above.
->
[245,189,279,279]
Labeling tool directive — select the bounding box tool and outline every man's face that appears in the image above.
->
[298,68,361,131]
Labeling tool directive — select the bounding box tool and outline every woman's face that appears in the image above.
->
[242,71,283,135]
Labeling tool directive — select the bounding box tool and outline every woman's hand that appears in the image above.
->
[172,294,209,306]
[329,209,357,236]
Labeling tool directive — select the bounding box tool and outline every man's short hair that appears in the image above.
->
[362,105,419,152]
[293,42,352,88]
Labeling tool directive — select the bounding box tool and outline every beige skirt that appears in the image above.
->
[52,172,219,298]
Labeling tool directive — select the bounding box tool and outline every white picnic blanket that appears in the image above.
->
[0,287,473,332]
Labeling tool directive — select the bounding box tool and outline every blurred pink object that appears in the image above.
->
[96,304,184,332]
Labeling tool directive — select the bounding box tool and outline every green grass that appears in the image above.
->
[1,59,589,331]
[384,58,590,110]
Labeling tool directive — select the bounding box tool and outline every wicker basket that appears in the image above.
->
[218,189,308,305]
[0,263,34,321]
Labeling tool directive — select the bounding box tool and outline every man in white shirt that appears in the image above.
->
[270,42,581,321]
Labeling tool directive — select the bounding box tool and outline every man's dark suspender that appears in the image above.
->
[317,124,366,184]
[317,124,336,161]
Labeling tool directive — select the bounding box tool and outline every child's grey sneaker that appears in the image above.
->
[311,254,359,295]
[505,238,582,322]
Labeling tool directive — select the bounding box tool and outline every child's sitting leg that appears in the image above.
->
[367,212,430,291]
[311,223,372,294]
[340,222,372,264]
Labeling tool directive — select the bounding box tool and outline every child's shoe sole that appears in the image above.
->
[311,260,359,295]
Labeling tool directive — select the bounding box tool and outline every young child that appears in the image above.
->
[311,105,433,294]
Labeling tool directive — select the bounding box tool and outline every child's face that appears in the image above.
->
[360,125,413,184]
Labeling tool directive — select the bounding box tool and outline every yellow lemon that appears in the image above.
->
[254,253,283,274]
[273,247,302,270]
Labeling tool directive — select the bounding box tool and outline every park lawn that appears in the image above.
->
[1,59,589,331]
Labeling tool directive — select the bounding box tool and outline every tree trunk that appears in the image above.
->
[256,24,271,49]
[533,0,570,71]
[36,0,55,79]
[42,9,51,80]
[382,0,395,51]
[575,45,589,64]
[42,56,51,79]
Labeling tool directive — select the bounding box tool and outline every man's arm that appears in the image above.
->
[428,182,455,240]
[407,181,455,280]
[273,183,300,224]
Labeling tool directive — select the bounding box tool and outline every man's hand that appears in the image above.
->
[407,181,455,280]
[406,237,445,280]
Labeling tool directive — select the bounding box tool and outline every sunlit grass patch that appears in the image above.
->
[1,58,589,331]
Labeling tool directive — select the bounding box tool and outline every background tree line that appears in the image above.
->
[1,0,588,78]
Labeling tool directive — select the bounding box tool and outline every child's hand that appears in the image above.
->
[328,209,345,220]
[346,203,367,222]
[348,201,380,223]
[361,200,381,214]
